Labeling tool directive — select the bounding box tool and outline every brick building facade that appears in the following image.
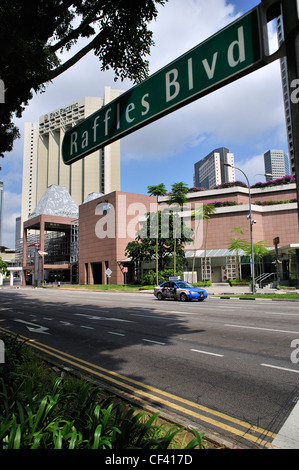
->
[78,182,299,285]
[22,182,299,286]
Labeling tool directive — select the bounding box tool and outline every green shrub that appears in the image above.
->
[140,269,183,286]
[193,280,212,287]
[227,279,251,286]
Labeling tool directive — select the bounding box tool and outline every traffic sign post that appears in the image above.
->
[273,236,281,289]
[105,268,112,288]
[62,6,271,165]
[275,0,299,284]
[123,266,128,288]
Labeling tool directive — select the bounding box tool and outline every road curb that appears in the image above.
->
[216,296,299,302]
[219,296,255,300]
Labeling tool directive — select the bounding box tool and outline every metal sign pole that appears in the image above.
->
[262,0,299,285]
[280,0,299,284]
[279,0,299,202]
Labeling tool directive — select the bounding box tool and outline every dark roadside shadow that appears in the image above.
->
[0,288,206,401]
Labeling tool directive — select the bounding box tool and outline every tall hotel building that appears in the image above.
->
[193,148,235,189]
[21,87,122,233]
[277,15,294,175]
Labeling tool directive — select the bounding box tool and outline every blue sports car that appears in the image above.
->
[154,280,208,302]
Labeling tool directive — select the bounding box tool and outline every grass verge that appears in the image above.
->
[46,284,153,292]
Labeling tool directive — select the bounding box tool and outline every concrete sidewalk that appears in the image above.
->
[204,282,299,297]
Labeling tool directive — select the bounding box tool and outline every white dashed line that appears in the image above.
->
[225,324,299,335]
[191,349,224,357]
[142,339,166,345]
[261,363,299,374]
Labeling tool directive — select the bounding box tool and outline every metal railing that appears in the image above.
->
[255,272,275,287]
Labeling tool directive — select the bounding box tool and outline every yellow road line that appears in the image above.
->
[0,327,275,447]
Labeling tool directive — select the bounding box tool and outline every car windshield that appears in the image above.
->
[176,281,194,288]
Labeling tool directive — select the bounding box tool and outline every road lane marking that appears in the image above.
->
[191,349,224,357]
[262,311,299,317]
[169,310,198,315]
[13,319,50,335]
[75,313,134,323]
[108,331,125,336]
[225,324,299,335]
[76,307,109,312]
[80,325,94,330]
[142,339,166,345]
[0,326,276,448]
[261,364,299,374]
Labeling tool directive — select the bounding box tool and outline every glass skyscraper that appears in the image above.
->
[264,149,291,181]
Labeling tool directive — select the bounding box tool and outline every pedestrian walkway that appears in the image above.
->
[270,400,299,449]
[204,282,299,296]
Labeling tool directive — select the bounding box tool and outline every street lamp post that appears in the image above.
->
[224,163,256,294]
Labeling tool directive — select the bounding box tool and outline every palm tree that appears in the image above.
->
[147,183,167,285]
[202,204,216,282]
[167,182,189,276]
[227,226,247,280]
[245,240,269,278]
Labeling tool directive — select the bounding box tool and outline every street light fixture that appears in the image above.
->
[253,173,273,181]
[224,163,256,294]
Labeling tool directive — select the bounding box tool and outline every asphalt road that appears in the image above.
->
[1,287,299,449]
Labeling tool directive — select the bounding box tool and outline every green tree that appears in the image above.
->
[0,257,8,282]
[0,0,167,157]
[125,209,193,282]
[167,182,189,276]
[226,226,247,280]
[147,183,167,285]
[244,240,269,277]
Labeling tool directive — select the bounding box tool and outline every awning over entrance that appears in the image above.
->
[119,248,248,263]
[184,248,247,258]
[267,244,299,256]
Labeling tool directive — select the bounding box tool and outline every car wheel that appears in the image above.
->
[157,292,163,300]
[180,293,188,302]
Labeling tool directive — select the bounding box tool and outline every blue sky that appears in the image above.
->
[1,0,288,247]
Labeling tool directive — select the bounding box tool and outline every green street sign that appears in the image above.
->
[62,6,266,165]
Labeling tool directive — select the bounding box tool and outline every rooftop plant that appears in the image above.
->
[251,175,296,189]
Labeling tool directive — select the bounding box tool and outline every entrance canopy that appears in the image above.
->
[267,244,299,257]
[184,249,247,258]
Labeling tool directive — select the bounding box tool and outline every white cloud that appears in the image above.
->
[148,0,238,73]
[120,0,286,162]
[237,153,266,185]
